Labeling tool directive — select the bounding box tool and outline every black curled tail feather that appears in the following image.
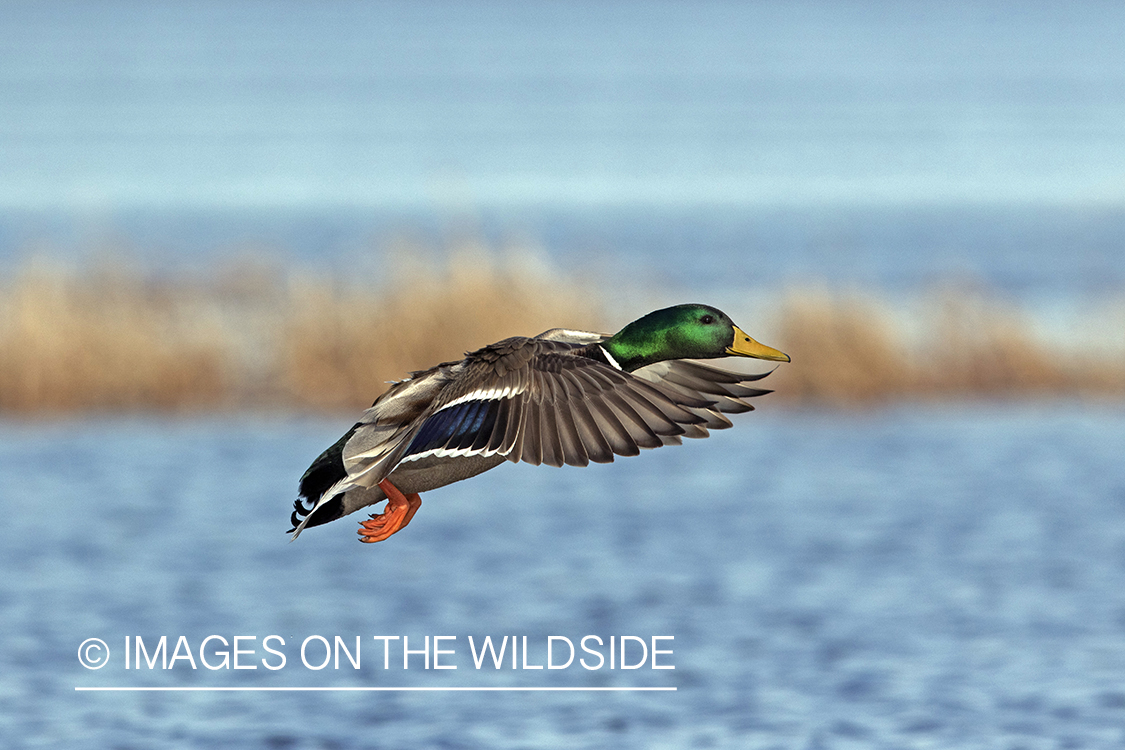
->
[289,423,359,533]
[289,497,316,532]
[289,493,345,533]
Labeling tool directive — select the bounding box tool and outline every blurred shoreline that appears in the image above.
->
[1,245,1122,415]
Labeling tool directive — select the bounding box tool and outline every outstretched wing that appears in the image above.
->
[631,359,775,443]
[390,336,776,470]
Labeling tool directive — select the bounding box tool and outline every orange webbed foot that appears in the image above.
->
[357,479,422,543]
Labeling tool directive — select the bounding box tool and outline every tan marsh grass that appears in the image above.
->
[279,242,603,408]
[0,259,230,412]
[771,287,1125,404]
[0,249,1121,413]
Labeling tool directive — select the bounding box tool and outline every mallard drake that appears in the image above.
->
[291,304,789,543]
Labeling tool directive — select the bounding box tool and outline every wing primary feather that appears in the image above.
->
[586,398,639,457]
[580,365,629,391]
[553,375,590,467]
[602,390,670,448]
[624,378,710,424]
[559,375,635,457]
[674,360,776,384]
[538,395,565,467]
[632,376,717,410]
[686,406,734,431]
[577,363,704,430]
[499,392,524,457]
[655,379,757,414]
[730,368,774,383]
[661,369,773,400]
[568,394,615,463]
[569,368,654,454]
[520,399,544,465]
[612,387,687,434]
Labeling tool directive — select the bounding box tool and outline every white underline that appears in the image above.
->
[75,686,676,692]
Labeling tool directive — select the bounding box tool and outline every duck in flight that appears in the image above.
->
[290,303,790,544]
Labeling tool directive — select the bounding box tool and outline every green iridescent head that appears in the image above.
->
[602,304,790,372]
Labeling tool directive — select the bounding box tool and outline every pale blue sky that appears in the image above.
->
[1,1,1123,210]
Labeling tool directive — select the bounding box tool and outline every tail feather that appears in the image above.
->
[290,423,359,538]
[289,479,352,540]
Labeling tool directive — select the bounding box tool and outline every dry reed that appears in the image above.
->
[1,247,1122,413]
[0,259,230,412]
[771,289,914,403]
[0,241,603,413]
[279,240,603,408]
[772,286,1125,405]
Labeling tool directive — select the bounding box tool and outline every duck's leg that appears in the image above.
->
[357,479,422,543]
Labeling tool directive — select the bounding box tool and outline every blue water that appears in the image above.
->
[1,1,1123,209]
[2,0,1124,314]
[4,406,1125,747]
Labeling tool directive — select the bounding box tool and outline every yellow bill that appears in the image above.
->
[726,325,791,362]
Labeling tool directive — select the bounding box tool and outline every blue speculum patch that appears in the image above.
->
[404,400,500,458]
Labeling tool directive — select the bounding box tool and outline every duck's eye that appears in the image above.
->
[700,315,715,324]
